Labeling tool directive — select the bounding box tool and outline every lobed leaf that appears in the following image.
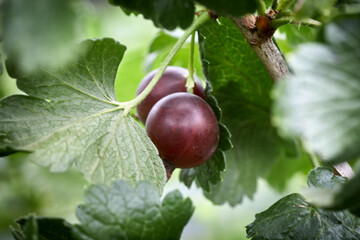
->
[10,181,194,240]
[108,0,195,30]
[195,0,257,17]
[246,193,360,240]
[197,17,309,205]
[273,17,360,164]
[307,167,347,189]
[11,216,74,240]
[0,38,166,191]
[108,0,258,31]
[72,181,194,240]
[247,167,360,239]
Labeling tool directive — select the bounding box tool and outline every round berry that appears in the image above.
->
[146,92,219,168]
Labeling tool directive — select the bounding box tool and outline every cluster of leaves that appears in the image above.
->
[192,16,310,205]
[108,0,257,30]
[247,168,360,239]
[274,15,360,217]
[11,181,194,240]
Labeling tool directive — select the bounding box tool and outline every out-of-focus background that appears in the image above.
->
[0,1,309,239]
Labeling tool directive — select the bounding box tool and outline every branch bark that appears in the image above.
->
[231,16,290,81]
[231,15,354,178]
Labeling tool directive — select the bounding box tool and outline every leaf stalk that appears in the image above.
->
[186,32,196,93]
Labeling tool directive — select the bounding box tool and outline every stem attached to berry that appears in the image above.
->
[120,11,211,115]
[186,32,196,94]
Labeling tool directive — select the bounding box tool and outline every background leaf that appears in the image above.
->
[195,0,257,17]
[247,168,360,239]
[301,168,360,217]
[72,181,194,240]
[108,0,258,31]
[108,0,195,30]
[273,17,360,164]
[198,17,310,205]
[11,216,74,240]
[246,193,360,240]
[307,167,347,189]
[1,0,78,73]
[10,180,194,240]
[0,38,166,191]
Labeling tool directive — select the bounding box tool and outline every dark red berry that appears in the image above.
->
[136,66,205,124]
[146,92,219,168]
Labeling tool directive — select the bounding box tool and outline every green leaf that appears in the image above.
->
[1,0,78,73]
[273,17,360,164]
[246,193,360,240]
[300,167,360,217]
[193,150,226,192]
[11,215,75,240]
[108,0,195,30]
[307,167,347,189]
[203,124,283,205]
[195,0,257,17]
[197,17,308,205]
[72,181,194,240]
[0,38,166,191]
[179,168,196,189]
[247,167,360,239]
[337,0,360,4]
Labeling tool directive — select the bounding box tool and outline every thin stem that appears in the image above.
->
[255,0,267,15]
[186,32,196,93]
[271,17,322,29]
[120,12,211,115]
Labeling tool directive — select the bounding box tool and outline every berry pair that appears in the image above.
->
[136,66,219,168]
